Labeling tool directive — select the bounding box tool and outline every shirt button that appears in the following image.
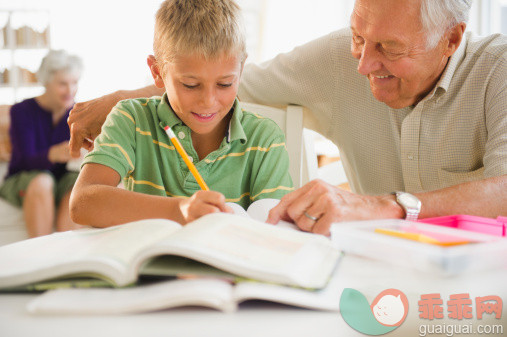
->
[178,131,185,139]
[408,154,414,160]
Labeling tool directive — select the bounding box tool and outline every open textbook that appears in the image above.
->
[0,212,340,290]
[27,259,344,314]
[227,198,297,230]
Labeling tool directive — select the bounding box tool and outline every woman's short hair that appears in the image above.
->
[153,0,246,71]
[36,49,84,85]
[420,0,472,50]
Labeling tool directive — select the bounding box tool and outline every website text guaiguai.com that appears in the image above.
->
[419,323,503,336]
[417,293,504,337]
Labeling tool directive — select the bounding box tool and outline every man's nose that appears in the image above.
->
[356,41,383,76]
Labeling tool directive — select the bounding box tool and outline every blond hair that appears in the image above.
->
[153,0,246,69]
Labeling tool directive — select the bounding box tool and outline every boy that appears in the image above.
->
[70,0,293,227]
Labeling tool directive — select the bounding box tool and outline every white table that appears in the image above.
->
[1,254,505,337]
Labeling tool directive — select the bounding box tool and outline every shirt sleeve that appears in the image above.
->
[238,29,351,137]
[9,104,52,170]
[248,124,294,202]
[82,101,137,178]
[484,54,507,178]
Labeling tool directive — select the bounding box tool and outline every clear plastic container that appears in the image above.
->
[330,219,507,276]
[419,215,506,237]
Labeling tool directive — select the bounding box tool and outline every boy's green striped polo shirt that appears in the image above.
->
[82,94,294,209]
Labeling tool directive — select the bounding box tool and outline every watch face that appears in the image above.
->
[398,193,420,209]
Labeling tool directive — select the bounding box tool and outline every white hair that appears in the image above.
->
[420,0,472,50]
[36,49,83,85]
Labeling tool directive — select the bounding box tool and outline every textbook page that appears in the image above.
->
[227,198,298,230]
[0,219,182,289]
[233,256,343,311]
[28,278,236,314]
[140,255,236,279]
[143,213,339,288]
[66,148,87,172]
[27,258,344,314]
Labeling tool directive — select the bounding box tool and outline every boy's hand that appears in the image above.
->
[178,191,233,224]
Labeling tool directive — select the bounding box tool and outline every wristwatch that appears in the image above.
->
[392,192,421,222]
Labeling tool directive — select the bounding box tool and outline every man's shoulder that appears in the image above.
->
[466,33,507,61]
[329,27,352,40]
[317,27,352,53]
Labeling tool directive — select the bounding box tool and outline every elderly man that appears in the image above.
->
[68,0,506,235]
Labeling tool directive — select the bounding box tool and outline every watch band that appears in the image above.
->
[392,191,421,222]
[405,209,419,222]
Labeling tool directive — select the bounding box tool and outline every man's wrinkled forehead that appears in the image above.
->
[350,0,424,40]
[351,0,422,24]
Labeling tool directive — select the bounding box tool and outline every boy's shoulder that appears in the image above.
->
[110,96,164,125]
[239,108,285,141]
[115,96,163,114]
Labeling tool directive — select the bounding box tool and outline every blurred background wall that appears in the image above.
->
[1,0,504,105]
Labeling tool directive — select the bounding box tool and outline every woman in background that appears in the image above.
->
[0,50,84,237]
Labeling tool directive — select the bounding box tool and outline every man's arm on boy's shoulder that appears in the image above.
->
[68,85,164,157]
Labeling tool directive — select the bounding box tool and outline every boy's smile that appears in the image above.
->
[149,52,243,140]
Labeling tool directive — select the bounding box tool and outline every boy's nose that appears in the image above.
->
[201,87,216,108]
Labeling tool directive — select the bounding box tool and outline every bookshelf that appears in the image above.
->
[0,10,50,104]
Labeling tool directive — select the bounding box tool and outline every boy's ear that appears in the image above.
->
[147,55,165,88]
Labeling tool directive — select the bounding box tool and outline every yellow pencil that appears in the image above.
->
[164,126,209,191]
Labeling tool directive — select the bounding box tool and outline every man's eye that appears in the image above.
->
[183,83,199,89]
[381,47,404,59]
[352,35,364,44]
[218,83,233,88]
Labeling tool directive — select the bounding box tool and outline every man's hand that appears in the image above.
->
[178,191,234,224]
[267,179,403,235]
[68,92,122,158]
[48,141,73,163]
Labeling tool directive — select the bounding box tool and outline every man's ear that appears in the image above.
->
[443,22,466,57]
[147,55,165,88]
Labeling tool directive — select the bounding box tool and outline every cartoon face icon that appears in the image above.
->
[370,289,409,326]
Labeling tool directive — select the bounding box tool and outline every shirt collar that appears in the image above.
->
[227,98,247,143]
[432,32,468,96]
[157,94,247,143]
[156,93,184,129]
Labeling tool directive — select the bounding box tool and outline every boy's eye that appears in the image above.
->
[182,83,199,89]
[218,83,233,88]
